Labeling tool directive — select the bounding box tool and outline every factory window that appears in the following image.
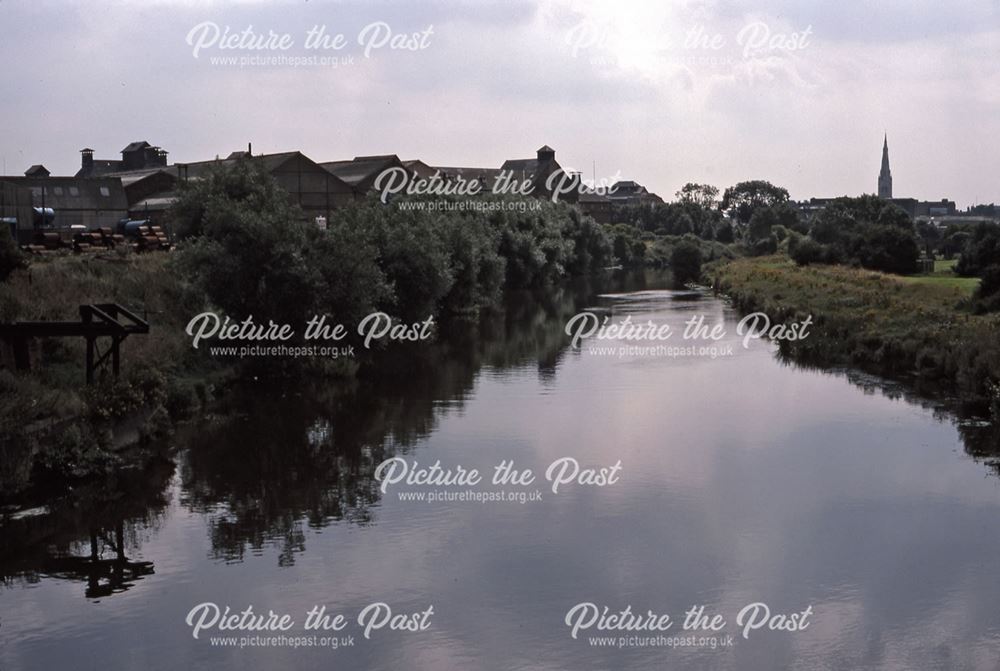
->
[53,187,63,196]
[100,187,110,197]
[69,187,79,196]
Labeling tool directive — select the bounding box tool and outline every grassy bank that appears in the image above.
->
[712,255,1000,417]
[0,251,227,498]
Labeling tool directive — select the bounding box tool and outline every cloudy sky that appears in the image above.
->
[1,0,997,206]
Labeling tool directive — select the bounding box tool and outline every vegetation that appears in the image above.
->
[670,240,703,286]
[4,160,999,497]
[0,224,25,281]
[721,180,790,226]
[713,255,1000,418]
[789,196,921,274]
[0,161,631,496]
[0,251,220,496]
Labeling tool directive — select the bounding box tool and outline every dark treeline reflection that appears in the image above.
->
[5,268,999,599]
[178,272,647,565]
[0,457,173,598]
[772,349,1000,464]
[0,271,651,593]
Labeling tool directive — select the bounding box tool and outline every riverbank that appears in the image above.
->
[711,255,1000,419]
[0,251,231,499]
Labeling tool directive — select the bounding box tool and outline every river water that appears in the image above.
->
[2,271,1000,670]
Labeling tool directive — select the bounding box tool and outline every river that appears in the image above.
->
[2,271,999,670]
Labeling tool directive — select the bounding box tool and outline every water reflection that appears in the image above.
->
[1,457,172,598]
[176,277,611,565]
[1,267,998,637]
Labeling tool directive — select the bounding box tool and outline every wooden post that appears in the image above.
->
[81,305,94,384]
[85,336,94,384]
[112,336,120,376]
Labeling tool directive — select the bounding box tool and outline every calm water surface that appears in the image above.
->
[3,272,1000,670]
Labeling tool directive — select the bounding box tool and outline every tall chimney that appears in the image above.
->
[80,147,94,171]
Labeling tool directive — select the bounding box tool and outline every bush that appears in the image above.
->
[715,222,735,243]
[790,237,825,266]
[956,222,1000,277]
[670,241,703,285]
[973,264,1000,313]
[805,196,920,274]
[855,224,920,274]
[749,235,778,257]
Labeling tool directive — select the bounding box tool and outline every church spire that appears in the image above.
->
[878,133,893,199]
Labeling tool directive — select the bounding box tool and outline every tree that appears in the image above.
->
[676,183,719,209]
[172,160,317,326]
[670,240,702,285]
[748,206,778,243]
[804,196,920,274]
[915,220,941,257]
[956,222,1000,277]
[715,221,734,243]
[855,224,920,275]
[973,264,1000,313]
[720,180,790,225]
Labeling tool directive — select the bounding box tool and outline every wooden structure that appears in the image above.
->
[0,304,149,383]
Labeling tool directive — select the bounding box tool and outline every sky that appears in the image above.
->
[0,0,997,207]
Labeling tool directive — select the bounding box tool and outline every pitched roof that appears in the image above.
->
[121,141,152,153]
[500,158,540,174]
[320,155,403,187]
[76,159,124,178]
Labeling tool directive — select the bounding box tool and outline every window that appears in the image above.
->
[100,187,110,197]
[69,187,79,196]
[53,187,63,196]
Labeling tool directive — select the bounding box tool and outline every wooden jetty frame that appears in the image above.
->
[0,304,149,384]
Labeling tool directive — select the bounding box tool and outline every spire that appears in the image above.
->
[878,133,892,199]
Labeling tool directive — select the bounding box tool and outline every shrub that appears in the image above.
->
[670,241,703,285]
[973,264,1000,313]
[790,237,825,266]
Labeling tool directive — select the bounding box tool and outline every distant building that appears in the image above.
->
[802,196,956,220]
[166,151,357,222]
[76,141,169,177]
[0,180,35,244]
[0,176,128,234]
[800,135,960,221]
[321,155,406,194]
[63,147,354,224]
[878,134,892,199]
[607,180,664,207]
[577,191,613,223]
[402,159,438,180]
[431,165,501,190]
[500,145,564,198]
[24,165,50,178]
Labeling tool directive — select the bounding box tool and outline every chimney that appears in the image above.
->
[248,142,252,156]
[80,147,94,171]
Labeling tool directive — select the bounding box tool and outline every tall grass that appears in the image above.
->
[713,255,1000,417]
